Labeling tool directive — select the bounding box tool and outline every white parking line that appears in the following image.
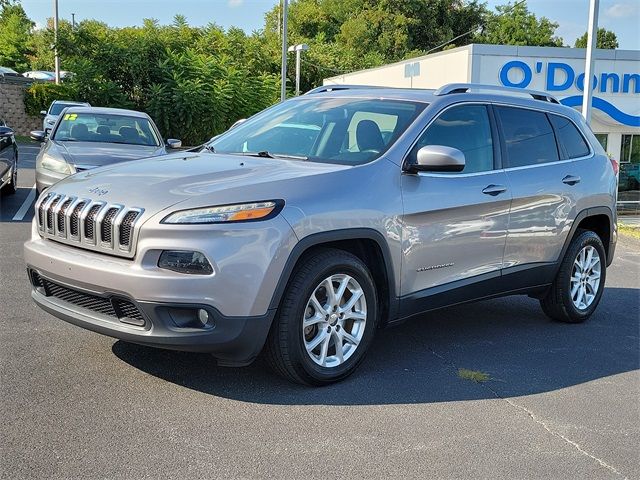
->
[12,184,37,221]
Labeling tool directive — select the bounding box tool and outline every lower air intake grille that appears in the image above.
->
[30,271,145,325]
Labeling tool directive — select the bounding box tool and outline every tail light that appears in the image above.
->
[609,156,619,176]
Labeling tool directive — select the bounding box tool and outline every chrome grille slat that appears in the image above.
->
[35,191,144,259]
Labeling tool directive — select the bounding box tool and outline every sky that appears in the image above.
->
[19,0,640,50]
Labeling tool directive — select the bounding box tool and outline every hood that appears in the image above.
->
[50,151,352,213]
[51,141,165,167]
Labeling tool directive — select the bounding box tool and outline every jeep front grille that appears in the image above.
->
[35,192,144,258]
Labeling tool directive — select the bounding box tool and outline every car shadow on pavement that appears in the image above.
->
[112,286,639,405]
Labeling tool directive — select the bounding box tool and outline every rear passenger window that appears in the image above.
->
[413,104,494,174]
[549,114,590,159]
[496,106,559,168]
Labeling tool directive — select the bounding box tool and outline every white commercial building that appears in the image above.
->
[324,44,640,209]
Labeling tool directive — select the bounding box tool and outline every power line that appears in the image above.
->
[423,0,528,56]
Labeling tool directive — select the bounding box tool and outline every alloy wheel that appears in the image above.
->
[570,245,601,310]
[302,274,367,368]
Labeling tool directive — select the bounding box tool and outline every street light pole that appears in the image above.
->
[71,13,76,29]
[280,0,288,102]
[582,0,599,124]
[53,0,60,84]
[289,44,310,96]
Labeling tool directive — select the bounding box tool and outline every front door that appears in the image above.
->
[400,103,511,300]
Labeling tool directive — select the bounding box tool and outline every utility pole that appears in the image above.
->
[288,44,309,96]
[582,0,599,124]
[280,0,288,101]
[53,0,60,84]
[71,13,76,29]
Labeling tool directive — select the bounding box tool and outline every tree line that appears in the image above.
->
[0,0,619,145]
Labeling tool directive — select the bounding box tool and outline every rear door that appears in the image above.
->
[400,103,511,298]
[496,105,581,269]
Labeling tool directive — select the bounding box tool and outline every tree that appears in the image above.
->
[0,1,34,71]
[574,28,619,49]
[476,2,563,47]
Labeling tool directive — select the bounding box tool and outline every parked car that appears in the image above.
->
[0,66,21,78]
[0,118,18,195]
[30,106,181,193]
[40,100,91,133]
[22,70,55,81]
[25,84,617,385]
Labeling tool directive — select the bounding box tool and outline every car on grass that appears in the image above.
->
[0,118,18,195]
[25,83,617,385]
[31,106,181,193]
[40,100,91,133]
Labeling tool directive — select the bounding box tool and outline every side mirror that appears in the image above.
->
[0,126,14,138]
[30,130,46,142]
[408,145,465,173]
[166,138,182,149]
[229,118,246,130]
[40,110,47,117]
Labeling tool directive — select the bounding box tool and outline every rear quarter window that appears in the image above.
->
[549,114,591,159]
[496,106,559,168]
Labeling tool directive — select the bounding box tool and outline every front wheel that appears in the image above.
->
[1,160,17,195]
[540,230,607,323]
[265,248,378,385]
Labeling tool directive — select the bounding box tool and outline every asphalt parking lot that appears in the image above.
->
[1,143,639,479]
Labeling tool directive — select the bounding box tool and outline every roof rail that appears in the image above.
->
[434,83,559,104]
[304,84,388,95]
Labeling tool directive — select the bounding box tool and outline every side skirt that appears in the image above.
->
[393,263,556,324]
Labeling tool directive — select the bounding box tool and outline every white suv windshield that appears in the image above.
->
[211,97,425,165]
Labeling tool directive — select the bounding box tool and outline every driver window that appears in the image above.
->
[413,104,494,174]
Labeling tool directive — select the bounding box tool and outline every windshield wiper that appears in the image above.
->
[226,151,308,160]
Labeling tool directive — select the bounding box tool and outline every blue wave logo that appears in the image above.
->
[560,95,640,127]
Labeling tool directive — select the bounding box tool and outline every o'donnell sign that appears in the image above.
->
[494,58,640,127]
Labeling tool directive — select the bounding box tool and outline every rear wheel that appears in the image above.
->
[265,248,378,385]
[540,230,606,323]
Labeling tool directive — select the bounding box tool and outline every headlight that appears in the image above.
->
[162,200,282,224]
[41,154,73,174]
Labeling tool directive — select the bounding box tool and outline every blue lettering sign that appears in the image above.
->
[499,61,531,88]
[546,63,574,91]
[576,73,598,91]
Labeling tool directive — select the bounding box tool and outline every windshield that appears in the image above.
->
[210,97,426,165]
[52,112,160,146]
[49,103,81,116]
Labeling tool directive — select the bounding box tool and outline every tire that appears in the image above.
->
[540,229,607,323]
[1,159,17,195]
[265,248,378,386]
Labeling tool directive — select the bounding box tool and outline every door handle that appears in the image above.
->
[482,184,507,196]
[562,175,581,185]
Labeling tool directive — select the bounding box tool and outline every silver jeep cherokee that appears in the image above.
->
[24,83,617,385]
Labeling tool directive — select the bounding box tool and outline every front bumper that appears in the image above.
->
[28,268,274,366]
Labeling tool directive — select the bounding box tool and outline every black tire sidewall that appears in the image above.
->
[284,253,378,384]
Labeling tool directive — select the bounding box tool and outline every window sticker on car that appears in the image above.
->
[63,113,78,121]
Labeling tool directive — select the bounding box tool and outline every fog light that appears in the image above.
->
[158,250,213,275]
[197,309,210,326]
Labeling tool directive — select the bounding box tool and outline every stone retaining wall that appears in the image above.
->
[0,78,41,135]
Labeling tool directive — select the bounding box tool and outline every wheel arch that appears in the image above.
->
[558,206,615,269]
[268,229,399,326]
